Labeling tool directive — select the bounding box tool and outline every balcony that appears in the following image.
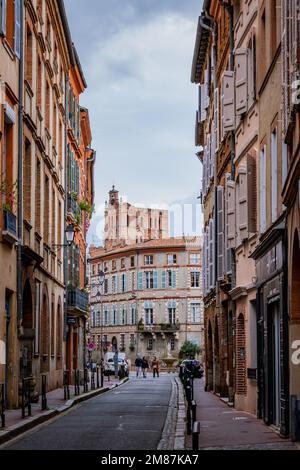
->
[140,323,180,334]
[2,209,17,245]
[67,287,89,316]
[67,194,78,216]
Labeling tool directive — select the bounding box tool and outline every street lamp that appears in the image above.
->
[52,223,75,249]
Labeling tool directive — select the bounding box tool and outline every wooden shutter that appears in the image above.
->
[260,146,267,234]
[247,153,257,234]
[225,174,235,274]
[205,226,209,292]
[221,71,235,139]
[202,148,207,197]
[238,165,248,241]
[209,218,214,289]
[207,135,212,181]
[214,88,220,152]
[235,48,248,115]
[200,84,207,122]
[0,0,6,35]
[217,186,224,280]
[271,129,278,224]
[153,271,158,289]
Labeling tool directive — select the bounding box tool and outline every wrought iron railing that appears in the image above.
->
[67,287,89,312]
[3,209,17,236]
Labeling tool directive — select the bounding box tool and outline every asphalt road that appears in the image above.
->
[4,374,173,451]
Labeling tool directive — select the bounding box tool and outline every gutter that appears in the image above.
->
[17,0,25,327]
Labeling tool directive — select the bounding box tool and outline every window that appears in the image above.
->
[260,145,267,233]
[112,260,116,271]
[190,253,200,264]
[37,56,42,110]
[170,337,175,351]
[130,256,135,267]
[24,140,31,222]
[104,308,109,326]
[26,25,33,85]
[120,334,125,351]
[112,275,118,293]
[112,307,117,325]
[167,270,176,288]
[45,81,50,130]
[167,254,177,265]
[145,304,154,325]
[121,273,126,293]
[121,258,126,269]
[147,338,153,350]
[121,308,127,325]
[44,176,49,244]
[271,128,278,223]
[34,281,41,354]
[131,306,137,325]
[191,303,201,323]
[145,271,154,289]
[104,279,108,294]
[144,255,153,266]
[168,308,176,324]
[131,272,135,290]
[130,334,135,346]
[104,262,108,272]
[191,272,200,288]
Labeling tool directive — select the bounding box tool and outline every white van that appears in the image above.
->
[104,352,129,377]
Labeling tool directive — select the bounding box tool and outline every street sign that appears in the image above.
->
[67,317,76,325]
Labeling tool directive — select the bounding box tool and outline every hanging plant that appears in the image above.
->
[71,191,78,202]
[0,176,18,213]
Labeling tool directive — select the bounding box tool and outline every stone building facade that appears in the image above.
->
[89,237,204,365]
[0,0,94,407]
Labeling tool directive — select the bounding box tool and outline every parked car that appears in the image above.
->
[180,359,204,379]
[104,352,129,377]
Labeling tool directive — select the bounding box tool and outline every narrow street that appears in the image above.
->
[2,375,174,451]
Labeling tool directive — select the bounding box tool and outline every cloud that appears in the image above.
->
[64,1,203,243]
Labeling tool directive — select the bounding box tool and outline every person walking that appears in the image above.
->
[135,356,143,378]
[142,357,149,378]
[151,357,160,378]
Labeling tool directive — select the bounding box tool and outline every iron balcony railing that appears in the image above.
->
[3,209,17,237]
[141,323,180,333]
[67,287,89,313]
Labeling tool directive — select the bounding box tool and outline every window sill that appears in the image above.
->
[3,39,16,61]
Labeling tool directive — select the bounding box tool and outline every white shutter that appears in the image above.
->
[260,145,267,234]
[198,86,201,122]
[247,153,257,234]
[221,71,235,139]
[217,186,224,281]
[202,147,207,197]
[235,48,248,115]
[225,173,236,253]
[14,0,21,58]
[214,88,220,151]
[0,0,6,36]
[206,226,209,293]
[206,145,210,192]
[200,84,207,122]
[271,129,278,223]
[209,218,214,289]
[211,122,216,178]
[238,165,248,241]
[204,69,210,109]
[202,235,206,295]
[207,134,212,181]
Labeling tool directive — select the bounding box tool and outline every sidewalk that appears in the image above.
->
[186,379,299,450]
[0,375,128,446]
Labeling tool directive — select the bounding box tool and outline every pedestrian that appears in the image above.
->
[151,356,160,378]
[135,356,143,378]
[142,357,149,378]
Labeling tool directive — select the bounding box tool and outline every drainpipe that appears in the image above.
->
[17,0,25,328]
[64,73,69,349]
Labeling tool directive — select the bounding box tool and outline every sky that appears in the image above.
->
[64,0,203,244]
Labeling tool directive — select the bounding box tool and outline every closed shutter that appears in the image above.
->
[124,274,127,292]
[202,148,207,197]
[0,0,6,35]
[195,111,200,146]
[248,29,256,104]
[161,270,166,289]
[235,48,248,115]
[211,122,216,178]
[198,86,201,121]
[209,218,214,289]
[260,146,267,234]
[225,174,235,274]
[217,186,224,281]
[204,69,210,109]
[14,0,21,58]
[247,153,257,234]
[271,129,278,224]
[221,71,235,139]
[205,226,209,292]
[138,272,143,290]
[200,84,207,122]
[214,88,220,151]
[207,135,212,181]
[153,271,158,289]
[238,165,248,241]
[202,235,206,295]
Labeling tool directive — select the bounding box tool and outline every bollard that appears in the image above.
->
[74,370,80,396]
[185,385,192,404]
[186,403,192,435]
[96,366,100,389]
[63,370,70,400]
[191,400,197,424]
[192,421,201,451]
[0,383,5,428]
[21,378,32,419]
[84,368,88,393]
[41,374,47,411]
[91,368,95,390]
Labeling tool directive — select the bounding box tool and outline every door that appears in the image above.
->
[269,302,281,427]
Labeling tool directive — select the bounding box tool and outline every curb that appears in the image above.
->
[0,377,129,447]
[157,375,178,450]
[173,377,186,450]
